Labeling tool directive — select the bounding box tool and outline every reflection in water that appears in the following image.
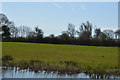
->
[0,67,2,79]
[2,67,120,79]
[2,67,89,78]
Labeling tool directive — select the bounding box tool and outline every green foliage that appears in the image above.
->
[2,55,14,67]
[18,61,29,69]
[2,25,11,40]
[2,55,13,63]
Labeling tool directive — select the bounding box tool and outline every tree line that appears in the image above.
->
[1,14,120,47]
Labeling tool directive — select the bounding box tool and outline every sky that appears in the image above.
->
[1,2,118,36]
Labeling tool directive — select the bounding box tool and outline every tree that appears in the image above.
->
[34,26,44,42]
[0,13,9,27]
[18,26,31,37]
[2,25,11,39]
[0,14,15,39]
[59,33,70,41]
[103,29,114,39]
[115,29,120,40]
[65,23,76,38]
[9,23,18,38]
[78,21,92,40]
[98,32,109,40]
[49,34,55,38]
[28,31,36,38]
[94,28,101,38]
[35,26,43,38]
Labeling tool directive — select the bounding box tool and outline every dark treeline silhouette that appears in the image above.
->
[1,14,120,47]
[2,21,120,47]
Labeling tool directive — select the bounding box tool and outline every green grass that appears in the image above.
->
[2,42,118,67]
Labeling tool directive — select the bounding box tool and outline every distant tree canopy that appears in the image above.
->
[77,21,92,40]
[66,23,76,39]
[94,28,101,38]
[2,25,11,39]
[1,14,120,47]
[115,29,120,39]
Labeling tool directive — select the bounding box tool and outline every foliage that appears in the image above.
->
[2,55,13,63]
[1,14,120,46]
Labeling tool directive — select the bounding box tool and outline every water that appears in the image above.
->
[2,67,120,79]
[2,67,90,78]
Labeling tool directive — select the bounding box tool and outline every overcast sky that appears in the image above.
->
[2,2,118,36]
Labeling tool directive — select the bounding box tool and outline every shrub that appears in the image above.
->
[59,61,77,66]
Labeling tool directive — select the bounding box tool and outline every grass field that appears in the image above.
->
[2,42,118,67]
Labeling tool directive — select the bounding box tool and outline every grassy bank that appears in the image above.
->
[2,42,118,67]
[2,42,119,78]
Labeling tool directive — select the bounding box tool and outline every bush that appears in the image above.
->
[2,55,13,63]
[2,55,14,67]
[59,61,77,66]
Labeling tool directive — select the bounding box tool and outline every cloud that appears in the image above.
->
[52,3,62,9]
[80,4,87,10]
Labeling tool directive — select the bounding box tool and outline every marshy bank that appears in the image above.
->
[2,55,120,79]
